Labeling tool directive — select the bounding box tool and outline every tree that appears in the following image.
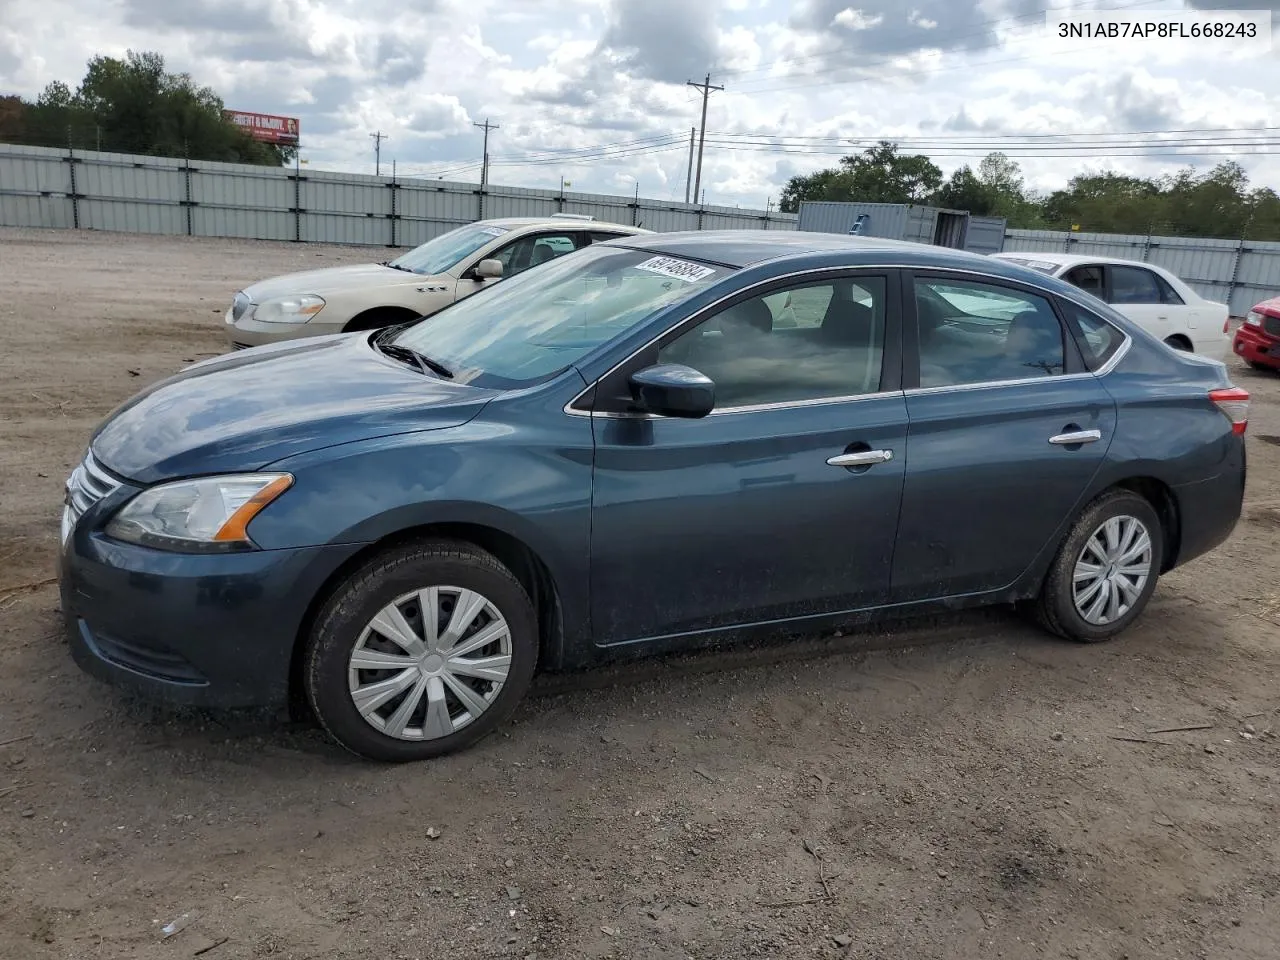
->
[4,50,290,165]
[779,141,943,212]
[934,165,996,215]
[1040,172,1163,234]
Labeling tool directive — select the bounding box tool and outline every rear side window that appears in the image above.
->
[1154,273,1185,305]
[1108,265,1163,304]
[1059,299,1124,370]
[914,278,1065,387]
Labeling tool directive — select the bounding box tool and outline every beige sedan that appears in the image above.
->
[225,215,650,349]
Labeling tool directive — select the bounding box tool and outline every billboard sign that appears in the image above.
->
[225,110,300,145]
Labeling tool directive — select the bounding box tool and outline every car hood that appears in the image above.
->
[1253,296,1280,317]
[242,263,430,300]
[91,334,497,485]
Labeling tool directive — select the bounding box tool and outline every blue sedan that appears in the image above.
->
[59,231,1248,761]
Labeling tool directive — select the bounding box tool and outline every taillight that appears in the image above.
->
[1210,387,1250,435]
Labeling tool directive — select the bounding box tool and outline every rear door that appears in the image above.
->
[892,272,1117,601]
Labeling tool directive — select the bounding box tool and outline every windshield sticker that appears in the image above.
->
[634,256,717,284]
[480,226,509,237]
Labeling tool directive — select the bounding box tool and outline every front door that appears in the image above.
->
[587,271,908,645]
[892,273,1116,601]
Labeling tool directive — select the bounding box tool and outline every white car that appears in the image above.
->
[226,215,651,349]
[990,252,1231,360]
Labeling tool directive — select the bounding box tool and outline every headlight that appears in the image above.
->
[105,474,293,552]
[254,294,326,324]
[1245,311,1263,326]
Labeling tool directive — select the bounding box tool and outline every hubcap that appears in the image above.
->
[347,586,512,741]
[1072,515,1153,626]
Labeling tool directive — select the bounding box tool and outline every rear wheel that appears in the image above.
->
[304,540,538,761]
[1033,491,1164,642]
[1163,335,1192,352]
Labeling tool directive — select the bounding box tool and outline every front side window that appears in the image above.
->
[915,277,1065,387]
[392,247,728,388]
[1108,265,1163,304]
[490,232,581,277]
[387,223,511,275]
[657,276,887,408]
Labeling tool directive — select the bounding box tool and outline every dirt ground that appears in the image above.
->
[1,227,1278,960]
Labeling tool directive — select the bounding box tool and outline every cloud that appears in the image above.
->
[597,0,723,80]
[0,0,1278,207]
[789,0,1007,57]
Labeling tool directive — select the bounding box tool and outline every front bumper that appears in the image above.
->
[60,532,364,709]
[1232,325,1280,369]
[226,317,344,350]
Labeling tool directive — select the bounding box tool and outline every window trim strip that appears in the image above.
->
[563,262,1132,420]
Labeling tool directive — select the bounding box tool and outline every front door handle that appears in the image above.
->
[827,449,894,467]
[1048,429,1102,445]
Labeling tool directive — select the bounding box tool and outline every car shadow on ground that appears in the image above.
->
[75,593,1229,770]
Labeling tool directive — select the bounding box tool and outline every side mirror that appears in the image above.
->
[628,364,715,418]
[472,259,503,280]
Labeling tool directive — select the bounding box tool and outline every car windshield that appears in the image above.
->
[387,223,511,275]
[391,246,729,388]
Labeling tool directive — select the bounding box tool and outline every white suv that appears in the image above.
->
[226,215,651,349]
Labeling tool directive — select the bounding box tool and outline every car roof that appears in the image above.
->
[606,229,1003,270]
[481,217,649,234]
[992,251,1170,270]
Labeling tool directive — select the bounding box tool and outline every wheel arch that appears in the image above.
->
[1108,476,1181,572]
[287,522,568,719]
[342,305,423,333]
[1163,333,1194,351]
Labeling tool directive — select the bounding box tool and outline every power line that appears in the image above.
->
[708,125,1280,145]
[686,73,724,205]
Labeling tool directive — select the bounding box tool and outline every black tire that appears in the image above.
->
[1163,336,1192,352]
[1033,490,1165,643]
[343,308,418,333]
[304,539,538,762]
[1248,360,1271,372]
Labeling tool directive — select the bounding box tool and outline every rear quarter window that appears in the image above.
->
[1058,298,1125,370]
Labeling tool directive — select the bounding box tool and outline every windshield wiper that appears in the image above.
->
[384,261,415,273]
[376,340,454,378]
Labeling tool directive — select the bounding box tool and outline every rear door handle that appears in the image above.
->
[827,449,894,467]
[1048,429,1102,445]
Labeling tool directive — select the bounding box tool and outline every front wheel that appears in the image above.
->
[304,540,538,761]
[1033,491,1164,642]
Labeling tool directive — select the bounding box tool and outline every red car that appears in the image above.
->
[1234,297,1280,371]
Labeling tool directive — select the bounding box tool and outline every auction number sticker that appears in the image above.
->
[634,256,717,283]
[480,226,509,237]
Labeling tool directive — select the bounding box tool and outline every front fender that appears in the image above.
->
[248,408,595,650]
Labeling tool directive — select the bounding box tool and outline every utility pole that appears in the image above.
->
[370,131,386,176]
[684,126,696,204]
[686,73,723,206]
[473,118,499,189]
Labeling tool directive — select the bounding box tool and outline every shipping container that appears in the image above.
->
[796,201,1004,254]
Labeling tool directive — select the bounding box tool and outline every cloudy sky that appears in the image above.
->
[1,0,1277,210]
